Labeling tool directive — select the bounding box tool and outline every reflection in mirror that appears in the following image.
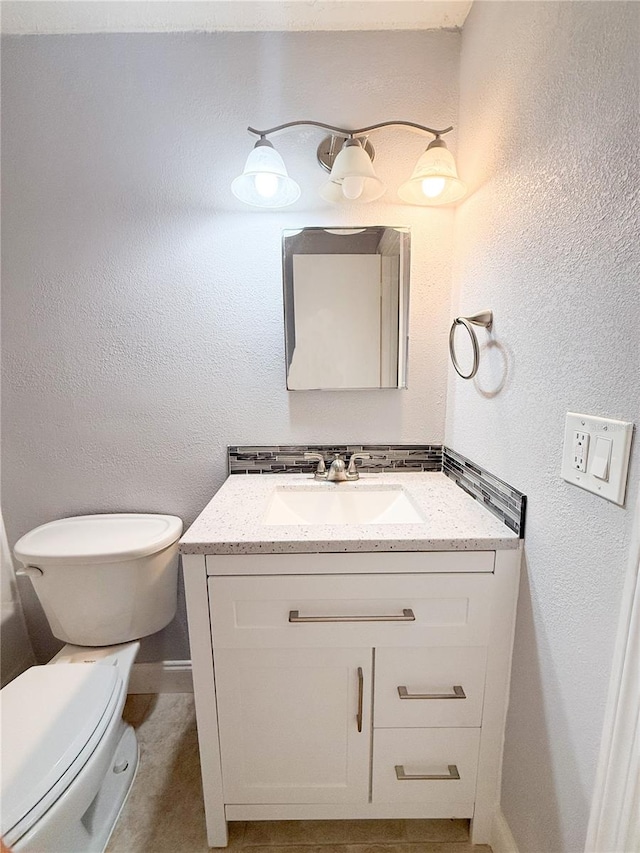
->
[283,227,410,390]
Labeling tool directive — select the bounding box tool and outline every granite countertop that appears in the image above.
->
[179,472,520,555]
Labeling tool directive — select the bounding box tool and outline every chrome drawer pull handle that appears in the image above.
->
[356,667,364,733]
[395,764,460,781]
[289,608,415,623]
[397,685,466,700]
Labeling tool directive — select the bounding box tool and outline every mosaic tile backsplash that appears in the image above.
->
[228,445,443,475]
[228,444,526,538]
[443,447,526,538]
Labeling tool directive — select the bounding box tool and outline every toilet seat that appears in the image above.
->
[1,664,122,846]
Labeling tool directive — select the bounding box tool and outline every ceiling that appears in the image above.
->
[1,1,473,35]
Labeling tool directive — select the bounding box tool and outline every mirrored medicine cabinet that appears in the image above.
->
[282,227,410,391]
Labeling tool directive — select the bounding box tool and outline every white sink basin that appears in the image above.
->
[263,485,425,526]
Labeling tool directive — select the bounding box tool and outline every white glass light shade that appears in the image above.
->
[398,142,466,206]
[231,141,301,208]
[319,140,385,204]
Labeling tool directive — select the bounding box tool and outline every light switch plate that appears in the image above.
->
[561,412,634,505]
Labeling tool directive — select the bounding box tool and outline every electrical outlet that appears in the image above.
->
[573,431,589,472]
[561,412,634,505]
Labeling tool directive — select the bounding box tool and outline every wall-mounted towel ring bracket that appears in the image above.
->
[449,310,494,379]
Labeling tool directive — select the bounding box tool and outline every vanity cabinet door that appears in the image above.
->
[214,647,372,804]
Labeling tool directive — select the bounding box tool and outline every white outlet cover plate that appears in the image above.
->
[561,412,634,506]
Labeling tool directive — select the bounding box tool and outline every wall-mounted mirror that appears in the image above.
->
[283,227,410,390]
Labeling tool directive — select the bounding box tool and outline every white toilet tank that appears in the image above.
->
[14,514,183,646]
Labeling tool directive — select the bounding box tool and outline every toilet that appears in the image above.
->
[1,512,183,853]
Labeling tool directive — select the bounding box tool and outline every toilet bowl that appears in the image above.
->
[1,513,183,853]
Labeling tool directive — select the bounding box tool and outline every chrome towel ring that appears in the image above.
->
[449,310,493,379]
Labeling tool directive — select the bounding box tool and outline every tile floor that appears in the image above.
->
[106,694,491,853]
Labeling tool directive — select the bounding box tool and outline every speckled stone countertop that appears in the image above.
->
[179,472,519,555]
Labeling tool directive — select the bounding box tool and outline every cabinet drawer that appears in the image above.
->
[374,647,487,728]
[209,574,492,649]
[372,728,480,804]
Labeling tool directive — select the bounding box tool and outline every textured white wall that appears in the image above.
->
[1,30,459,662]
[448,3,640,851]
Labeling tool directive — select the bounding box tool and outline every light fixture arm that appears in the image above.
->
[247,120,453,141]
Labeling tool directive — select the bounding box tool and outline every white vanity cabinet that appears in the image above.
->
[183,548,520,848]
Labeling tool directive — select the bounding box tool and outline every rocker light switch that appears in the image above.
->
[561,413,634,505]
[591,436,612,480]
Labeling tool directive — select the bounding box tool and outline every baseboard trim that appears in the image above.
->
[128,659,193,694]
[492,808,519,853]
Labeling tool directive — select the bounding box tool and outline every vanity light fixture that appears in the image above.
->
[231,120,466,208]
[397,136,467,205]
[318,138,385,203]
[231,138,301,208]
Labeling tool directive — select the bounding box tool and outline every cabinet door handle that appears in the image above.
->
[395,764,460,781]
[288,608,415,623]
[356,667,364,733]
[397,685,466,700]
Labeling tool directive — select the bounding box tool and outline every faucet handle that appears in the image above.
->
[347,453,372,478]
[304,452,327,479]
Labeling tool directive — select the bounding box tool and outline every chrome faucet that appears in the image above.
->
[327,454,348,482]
[304,452,371,482]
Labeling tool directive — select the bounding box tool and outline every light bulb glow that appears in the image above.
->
[231,140,300,207]
[421,177,446,198]
[341,176,365,200]
[254,172,279,199]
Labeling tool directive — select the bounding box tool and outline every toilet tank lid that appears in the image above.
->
[0,664,120,838]
[14,513,183,566]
